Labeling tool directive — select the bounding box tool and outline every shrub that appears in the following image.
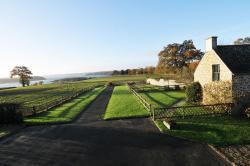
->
[185,82,202,103]
[174,85,181,90]
[0,103,23,124]
[107,82,114,86]
[203,81,232,104]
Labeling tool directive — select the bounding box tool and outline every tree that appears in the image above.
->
[234,37,250,45]
[156,40,203,74]
[10,66,33,87]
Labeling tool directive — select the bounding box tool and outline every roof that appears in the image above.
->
[214,45,250,74]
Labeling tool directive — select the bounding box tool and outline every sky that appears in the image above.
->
[0,0,250,78]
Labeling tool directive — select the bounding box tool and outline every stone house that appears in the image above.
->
[194,36,250,103]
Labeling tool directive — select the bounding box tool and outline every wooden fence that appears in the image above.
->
[128,84,152,113]
[153,103,233,120]
[128,83,233,120]
[20,84,103,117]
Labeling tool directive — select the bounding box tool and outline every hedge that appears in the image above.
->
[0,103,23,124]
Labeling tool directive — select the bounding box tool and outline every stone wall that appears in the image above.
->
[203,81,233,104]
[232,74,250,98]
[194,50,232,86]
[146,78,185,87]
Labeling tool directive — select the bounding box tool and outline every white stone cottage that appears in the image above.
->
[194,36,250,102]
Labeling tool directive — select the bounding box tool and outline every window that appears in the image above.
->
[212,64,220,81]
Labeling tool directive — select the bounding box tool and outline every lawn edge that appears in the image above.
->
[153,119,236,166]
[104,115,150,121]
[25,86,107,126]
[0,125,26,141]
[207,145,236,166]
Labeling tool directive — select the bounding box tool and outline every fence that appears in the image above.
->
[19,84,103,117]
[128,83,233,120]
[128,84,152,113]
[153,103,233,120]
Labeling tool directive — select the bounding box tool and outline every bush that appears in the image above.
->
[203,81,232,104]
[185,82,202,103]
[174,85,181,90]
[0,103,23,124]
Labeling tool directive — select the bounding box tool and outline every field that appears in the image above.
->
[0,81,101,108]
[25,87,105,125]
[84,75,147,84]
[155,116,250,146]
[104,85,149,120]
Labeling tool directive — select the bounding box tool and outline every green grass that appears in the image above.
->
[104,85,150,120]
[24,87,105,125]
[0,81,101,108]
[139,90,186,108]
[83,75,147,84]
[155,116,250,146]
[0,130,7,137]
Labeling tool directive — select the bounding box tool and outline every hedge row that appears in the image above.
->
[0,103,23,124]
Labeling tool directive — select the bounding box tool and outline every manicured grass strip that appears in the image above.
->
[0,131,7,137]
[139,90,186,108]
[24,87,105,125]
[155,116,250,146]
[104,85,150,120]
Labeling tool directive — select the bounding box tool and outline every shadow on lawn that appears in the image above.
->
[172,116,250,146]
[143,92,167,107]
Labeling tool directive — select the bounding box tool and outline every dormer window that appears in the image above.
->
[212,64,220,81]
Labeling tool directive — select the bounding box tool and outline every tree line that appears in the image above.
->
[112,66,155,75]
[113,37,250,80]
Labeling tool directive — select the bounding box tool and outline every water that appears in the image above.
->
[0,74,111,88]
[0,79,54,88]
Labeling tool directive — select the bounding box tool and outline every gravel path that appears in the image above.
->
[0,87,226,166]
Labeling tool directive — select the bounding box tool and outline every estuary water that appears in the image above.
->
[0,79,54,88]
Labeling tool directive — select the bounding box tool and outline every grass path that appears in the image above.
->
[104,85,149,120]
[24,87,105,125]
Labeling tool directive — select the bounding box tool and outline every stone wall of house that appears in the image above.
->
[194,50,232,86]
[232,74,250,98]
[203,81,233,104]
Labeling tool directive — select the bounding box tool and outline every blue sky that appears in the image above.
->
[0,0,250,77]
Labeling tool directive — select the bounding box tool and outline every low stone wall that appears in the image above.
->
[146,78,185,87]
[203,81,233,104]
[232,74,250,98]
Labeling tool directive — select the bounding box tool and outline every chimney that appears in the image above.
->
[205,36,217,52]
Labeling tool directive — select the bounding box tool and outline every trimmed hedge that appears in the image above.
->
[0,103,23,124]
[185,82,202,103]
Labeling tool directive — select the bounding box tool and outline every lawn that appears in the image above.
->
[24,87,105,125]
[155,116,250,146]
[104,85,150,120]
[139,89,186,108]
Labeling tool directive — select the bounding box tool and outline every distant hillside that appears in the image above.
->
[44,73,86,80]
[44,71,112,80]
[0,76,46,84]
[85,71,113,77]
[53,77,89,83]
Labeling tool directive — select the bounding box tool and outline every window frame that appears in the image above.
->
[212,64,220,81]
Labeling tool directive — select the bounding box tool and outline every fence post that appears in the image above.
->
[32,106,36,116]
[150,104,155,121]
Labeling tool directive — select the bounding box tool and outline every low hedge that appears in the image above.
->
[0,103,23,124]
